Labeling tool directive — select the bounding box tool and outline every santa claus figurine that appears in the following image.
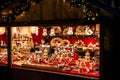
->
[42,28,48,36]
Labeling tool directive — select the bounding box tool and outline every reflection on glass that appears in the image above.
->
[11,24,100,77]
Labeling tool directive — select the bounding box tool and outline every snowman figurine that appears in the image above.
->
[49,28,55,36]
[42,28,48,36]
[67,27,73,35]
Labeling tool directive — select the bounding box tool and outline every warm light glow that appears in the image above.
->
[0,27,6,35]
[63,0,66,3]
[30,26,39,35]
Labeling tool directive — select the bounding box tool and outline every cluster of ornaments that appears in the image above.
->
[42,26,96,37]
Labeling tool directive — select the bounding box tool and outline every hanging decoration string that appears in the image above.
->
[2,0,41,23]
[0,0,11,11]
[66,0,100,21]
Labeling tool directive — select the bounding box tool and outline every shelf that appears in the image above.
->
[42,35,99,38]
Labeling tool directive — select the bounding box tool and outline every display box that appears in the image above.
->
[11,24,100,78]
[0,27,8,65]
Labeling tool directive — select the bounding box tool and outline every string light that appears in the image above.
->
[2,0,41,23]
[0,0,11,11]
[66,0,100,22]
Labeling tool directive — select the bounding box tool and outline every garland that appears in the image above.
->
[66,0,100,21]
[0,0,11,11]
[2,0,41,23]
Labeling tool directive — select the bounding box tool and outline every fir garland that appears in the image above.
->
[66,0,100,22]
[2,0,41,23]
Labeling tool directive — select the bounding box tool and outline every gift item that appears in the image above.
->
[51,26,62,34]
[85,51,90,62]
[85,27,93,35]
[67,27,73,35]
[49,28,55,36]
[11,25,100,78]
[42,28,48,36]
[75,26,86,35]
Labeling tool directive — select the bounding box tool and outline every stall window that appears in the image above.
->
[11,24,100,78]
[0,27,8,65]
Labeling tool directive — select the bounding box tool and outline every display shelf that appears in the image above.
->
[11,24,100,79]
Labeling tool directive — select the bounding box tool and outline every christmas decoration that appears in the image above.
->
[42,28,48,36]
[0,0,11,11]
[67,27,73,35]
[66,0,100,21]
[1,0,41,23]
[49,28,55,36]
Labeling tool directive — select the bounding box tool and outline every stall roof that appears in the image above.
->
[0,0,119,25]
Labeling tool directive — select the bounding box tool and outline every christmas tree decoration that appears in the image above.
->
[66,0,86,8]
[66,0,100,22]
[49,28,55,36]
[67,27,73,35]
[42,28,48,36]
[1,0,41,23]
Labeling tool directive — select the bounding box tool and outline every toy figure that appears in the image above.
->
[49,28,55,36]
[85,27,93,35]
[67,27,73,35]
[42,28,48,36]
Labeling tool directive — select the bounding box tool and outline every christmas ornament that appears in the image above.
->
[49,28,55,36]
[42,28,47,36]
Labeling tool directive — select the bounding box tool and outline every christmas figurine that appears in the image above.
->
[85,27,93,35]
[49,28,55,36]
[67,27,73,35]
[42,28,48,36]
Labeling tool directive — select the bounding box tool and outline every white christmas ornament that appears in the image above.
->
[49,28,55,36]
[42,28,47,36]
[85,27,93,35]
[67,27,73,35]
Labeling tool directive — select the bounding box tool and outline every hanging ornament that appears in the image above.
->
[49,28,55,36]
[42,28,48,36]
[67,27,73,35]
[85,26,93,35]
